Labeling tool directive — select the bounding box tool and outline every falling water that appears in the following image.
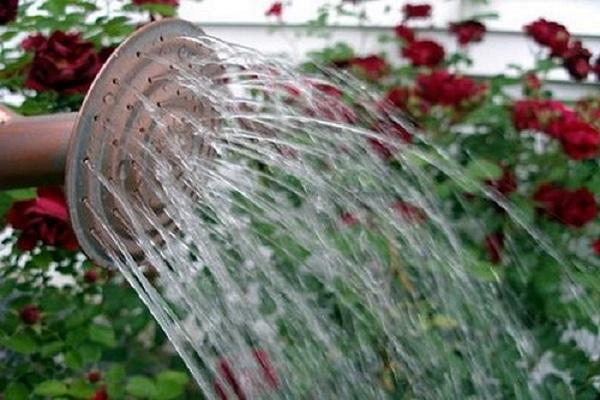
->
[81,34,593,399]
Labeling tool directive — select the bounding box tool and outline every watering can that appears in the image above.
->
[0,19,218,267]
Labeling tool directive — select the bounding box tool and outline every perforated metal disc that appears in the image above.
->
[66,19,220,268]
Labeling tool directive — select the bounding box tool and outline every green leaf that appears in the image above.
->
[4,382,28,400]
[34,380,67,397]
[6,188,36,201]
[157,371,188,387]
[40,341,64,358]
[465,159,503,181]
[77,343,102,363]
[67,379,95,399]
[469,260,503,282]
[106,365,126,398]
[0,192,12,223]
[125,376,158,398]
[2,333,37,354]
[155,381,184,400]
[106,364,126,385]
[64,350,83,370]
[88,324,117,347]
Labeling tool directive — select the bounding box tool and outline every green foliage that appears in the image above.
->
[1,0,599,398]
[0,1,195,399]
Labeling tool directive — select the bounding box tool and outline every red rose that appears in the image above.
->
[214,349,278,400]
[592,238,600,255]
[265,2,282,17]
[562,41,592,81]
[511,100,574,137]
[84,268,99,284]
[524,73,541,92]
[87,371,102,383]
[402,39,445,67]
[524,18,570,57]
[24,31,102,94]
[534,184,597,228]
[575,98,600,126]
[340,212,359,226]
[6,186,79,251]
[0,0,18,24]
[394,24,415,43]
[368,138,394,160]
[90,388,108,400]
[484,232,504,264]
[402,3,432,20]
[450,20,486,47]
[533,183,564,215]
[349,55,388,80]
[132,0,178,5]
[559,119,600,160]
[19,304,41,325]
[376,119,412,143]
[385,87,411,111]
[392,201,425,223]
[594,56,600,80]
[98,46,117,63]
[312,82,343,97]
[416,70,486,108]
[486,168,517,196]
[368,118,413,160]
[21,34,46,51]
[310,84,356,123]
[559,188,598,227]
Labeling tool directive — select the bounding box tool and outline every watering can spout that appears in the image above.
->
[0,107,76,190]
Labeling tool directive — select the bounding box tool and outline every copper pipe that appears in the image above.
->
[0,110,76,190]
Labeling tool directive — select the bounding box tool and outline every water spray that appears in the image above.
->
[0,18,573,399]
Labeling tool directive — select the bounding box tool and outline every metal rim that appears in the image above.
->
[65,19,213,268]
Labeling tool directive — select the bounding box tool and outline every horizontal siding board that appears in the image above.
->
[199,24,599,100]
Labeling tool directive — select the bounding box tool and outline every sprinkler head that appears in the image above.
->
[0,19,223,267]
[65,19,225,267]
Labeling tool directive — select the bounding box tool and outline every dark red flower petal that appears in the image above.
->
[450,20,486,47]
[485,232,504,264]
[394,25,415,43]
[265,2,283,17]
[402,39,445,67]
[19,304,41,325]
[0,0,18,25]
[402,3,432,20]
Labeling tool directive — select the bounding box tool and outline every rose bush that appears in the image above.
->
[0,0,598,398]
[274,1,600,397]
[0,1,195,399]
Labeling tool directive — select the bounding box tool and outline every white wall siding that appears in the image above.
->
[199,23,600,101]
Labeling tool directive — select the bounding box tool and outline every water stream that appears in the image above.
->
[82,34,592,399]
